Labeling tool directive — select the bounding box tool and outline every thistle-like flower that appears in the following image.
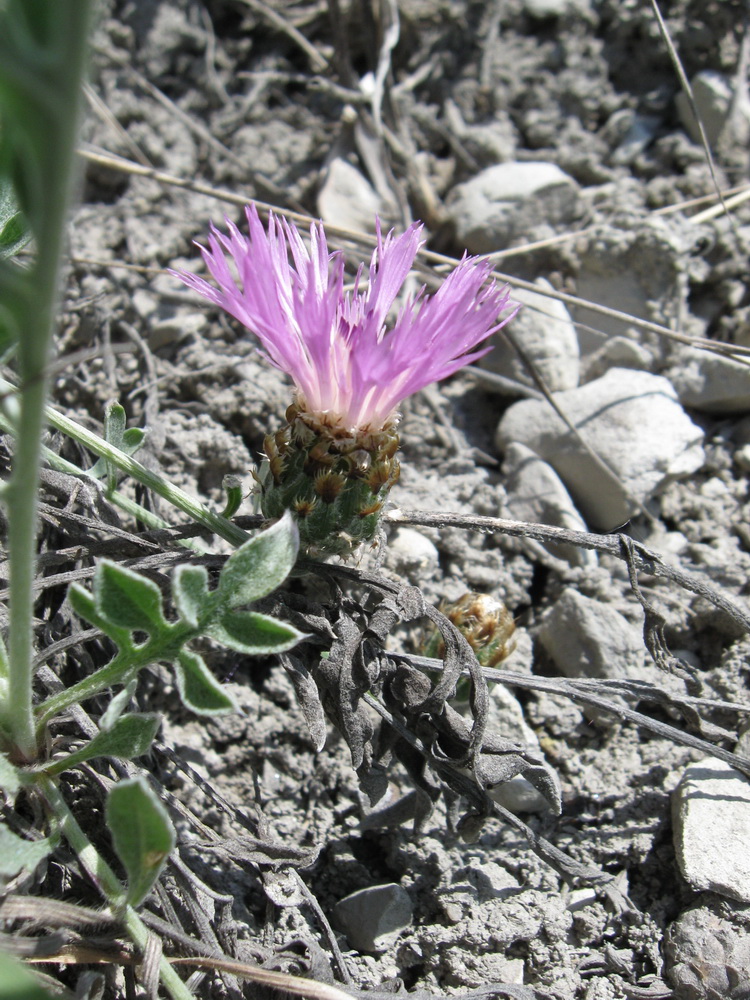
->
[173,205,518,554]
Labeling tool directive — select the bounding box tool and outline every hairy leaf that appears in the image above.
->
[0,823,57,877]
[175,649,237,715]
[210,610,305,655]
[43,713,160,776]
[68,581,132,649]
[218,510,299,608]
[0,753,20,794]
[99,679,138,731]
[94,561,168,633]
[172,564,211,628]
[106,776,175,907]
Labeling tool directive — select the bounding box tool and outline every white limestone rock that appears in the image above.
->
[502,442,596,567]
[523,0,592,16]
[666,347,750,414]
[446,162,580,254]
[317,157,384,233]
[495,368,705,529]
[537,587,646,680]
[672,759,750,904]
[676,71,733,146]
[573,218,693,354]
[480,278,580,393]
[384,527,440,579]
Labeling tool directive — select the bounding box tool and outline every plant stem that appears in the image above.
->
[43,395,250,548]
[36,624,195,729]
[39,440,209,552]
[0,0,94,760]
[40,775,195,1000]
[3,376,48,759]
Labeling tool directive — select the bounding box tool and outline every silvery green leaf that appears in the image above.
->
[217,511,298,609]
[209,610,305,655]
[172,564,211,628]
[174,649,238,715]
[0,823,57,877]
[99,679,138,732]
[94,561,168,633]
[106,777,175,907]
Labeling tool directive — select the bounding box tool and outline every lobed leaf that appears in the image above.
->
[217,510,299,609]
[172,564,211,628]
[42,713,160,776]
[0,823,57,877]
[106,776,175,908]
[87,426,147,480]
[68,581,132,649]
[174,649,238,715]
[209,609,306,655]
[94,561,168,634]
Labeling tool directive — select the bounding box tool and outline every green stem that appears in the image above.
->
[3,376,48,759]
[40,442,208,553]
[44,397,250,548]
[39,775,195,1000]
[0,0,95,761]
[36,625,195,730]
[0,377,250,548]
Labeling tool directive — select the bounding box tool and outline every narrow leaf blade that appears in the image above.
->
[106,777,175,907]
[99,679,138,732]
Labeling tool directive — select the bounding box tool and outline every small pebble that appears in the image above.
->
[332,884,413,953]
[672,758,750,904]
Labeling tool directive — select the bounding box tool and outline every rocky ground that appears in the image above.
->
[15,0,750,998]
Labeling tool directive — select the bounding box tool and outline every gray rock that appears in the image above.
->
[537,587,645,680]
[443,100,517,164]
[665,901,750,1000]
[582,335,655,381]
[480,278,579,393]
[446,162,580,254]
[496,368,705,529]
[676,70,733,147]
[666,348,750,414]
[317,157,384,233]
[523,0,591,15]
[573,218,691,353]
[332,883,413,953]
[604,110,661,167]
[503,442,595,567]
[672,759,750,904]
[486,677,552,814]
[384,527,440,579]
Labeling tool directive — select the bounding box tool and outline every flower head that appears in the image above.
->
[172,205,518,431]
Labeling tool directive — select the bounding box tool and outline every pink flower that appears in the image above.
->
[172,205,518,431]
